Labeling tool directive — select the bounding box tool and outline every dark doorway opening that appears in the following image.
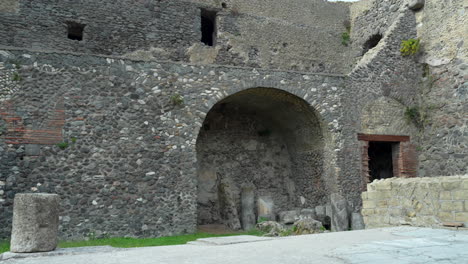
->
[201,9,217,46]
[362,34,382,55]
[368,141,396,181]
[67,22,85,41]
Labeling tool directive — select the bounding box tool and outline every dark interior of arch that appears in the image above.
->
[362,33,383,55]
[196,88,327,230]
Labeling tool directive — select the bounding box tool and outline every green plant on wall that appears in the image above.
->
[57,142,69,149]
[341,20,351,47]
[404,104,439,130]
[400,38,420,56]
[12,72,21,82]
[341,32,350,46]
[171,94,184,106]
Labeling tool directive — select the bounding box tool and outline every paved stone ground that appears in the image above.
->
[2,227,468,264]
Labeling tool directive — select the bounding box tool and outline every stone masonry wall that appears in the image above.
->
[0,0,352,73]
[340,8,422,211]
[362,175,468,228]
[413,0,467,177]
[0,48,346,239]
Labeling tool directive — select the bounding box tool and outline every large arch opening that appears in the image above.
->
[196,88,327,231]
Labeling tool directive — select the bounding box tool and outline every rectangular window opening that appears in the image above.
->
[201,9,217,46]
[67,22,85,41]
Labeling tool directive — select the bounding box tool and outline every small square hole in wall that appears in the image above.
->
[67,22,85,41]
[200,9,217,46]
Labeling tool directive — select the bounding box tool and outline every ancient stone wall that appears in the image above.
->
[362,175,468,228]
[412,0,467,177]
[349,0,467,179]
[341,8,422,211]
[0,0,352,73]
[0,48,346,239]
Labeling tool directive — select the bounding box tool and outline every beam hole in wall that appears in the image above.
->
[221,3,227,8]
[196,88,327,232]
[201,9,217,46]
[362,34,382,55]
[67,22,85,41]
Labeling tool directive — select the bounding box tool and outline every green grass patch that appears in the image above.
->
[0,240,10,254]
[59,230,263,249]
[0,231,264,254]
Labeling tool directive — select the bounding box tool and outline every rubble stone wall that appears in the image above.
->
[0,49,345,239]
[0,0,352,73]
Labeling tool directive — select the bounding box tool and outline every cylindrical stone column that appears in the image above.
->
[10,193,60,253]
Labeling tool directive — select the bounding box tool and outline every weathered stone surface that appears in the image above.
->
[351,213,365,230]
[241,186,256,230]
[362,176,468,228]
[256,221,285,237]
[408,0,425,11]
[218,178,241,230]
[10,193,59,253]
[278,210,300,224]
[293,218,324,235]
[257,196,275,221]
[299,208,316,220]
[331,193,349,232]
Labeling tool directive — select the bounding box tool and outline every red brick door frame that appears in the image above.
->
[358,134,417,191]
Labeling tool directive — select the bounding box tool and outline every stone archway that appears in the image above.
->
[195,87,327,230]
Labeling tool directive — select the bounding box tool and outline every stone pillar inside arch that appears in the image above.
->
[10,193,60,253]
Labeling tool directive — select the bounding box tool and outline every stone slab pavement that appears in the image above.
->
[2,227,468,264]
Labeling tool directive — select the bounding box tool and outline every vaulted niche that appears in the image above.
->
[200,9,217,46]
[196,88,326,231]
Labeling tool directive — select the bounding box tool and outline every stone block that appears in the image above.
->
[351,212,365,230]
[367,191,391,200]
[361,208,375,216]
[439,191,452,200]
[388,199,399,207]
[408,0,425,11]
[462,180,468,190]
[330,193,349,232]
[241,186,255,230]
[361,192,368,200]
[454,212,468,222]
[442,181,460,191]
[437,212,454,222]
[278,210,299,224]
[326,205,332,218]
[257,196,274,221]
[388,208,403,217]
[25,144,41,156]
[441,201,464,212]
[453,191,468,200]
[315,205,326,217]
[10,193,60,253]
[375,181,392,191]
[362,200,376,209]
[377,200,388,207]
[293,218,323,235]
[299,208,316,220]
